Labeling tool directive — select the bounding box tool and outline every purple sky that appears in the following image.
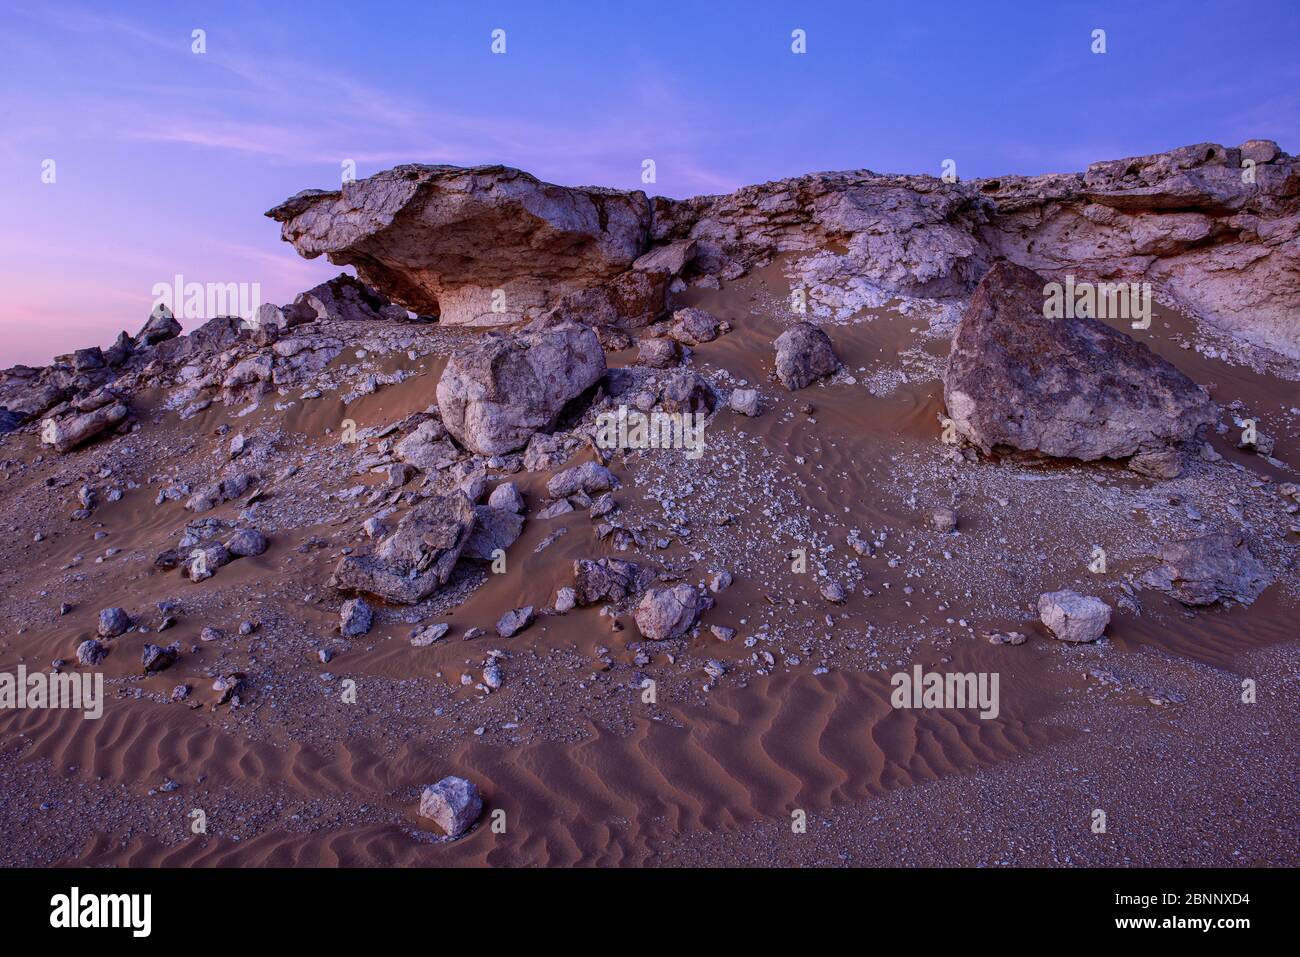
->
[2,0,1297,367]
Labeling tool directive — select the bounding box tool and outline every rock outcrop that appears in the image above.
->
[978,142,1300,359]
[267,143,1300,359]
[944,263,1215,464]
[436,323,606,455]
[267,165,652,326]
[292,274,406,324]
[41,401,129,453]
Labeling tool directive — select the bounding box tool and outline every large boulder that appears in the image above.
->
[267,165,652,326]
[330,492,476,603]
[944,263,1215,462]
[435,323,606,455]
[1139,532,1271,606]
[774,323,840,390]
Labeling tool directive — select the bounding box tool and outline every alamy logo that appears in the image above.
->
[0,667,103,719]
[1043,276,1152,329]
[595,404,707,460]
[890,665,1000,720]
[50,887,151,937]
[151,273,261,321]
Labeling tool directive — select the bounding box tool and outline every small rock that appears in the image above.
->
[339,597,374,637]
[97,607,130,638]
[496,606,536,638]
[76,639,107,666]
[554,587,577,613]
[1038,590,1111,643]
[418,776,483,838]
[411,623,449,646]
[487,481,525,514]
[820,582,846,603]
[929,506,958,533]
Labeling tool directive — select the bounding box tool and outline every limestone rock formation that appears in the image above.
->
[265,144,1299,361]
[41,401,129,453]
[978,142,1300,359]
[293,274,403,324]
[135,305,182,347]
[267,165,652,326]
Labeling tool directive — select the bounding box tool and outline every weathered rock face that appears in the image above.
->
[652,142,1300,358]
[436,323,606,455]
[330,492,475,603]
[978,142,1300,359]
[1140,532,1271,605]
[267,165,652,326]
[774,323,840,390]
[944,263,1215,462]
[652,170,987,299]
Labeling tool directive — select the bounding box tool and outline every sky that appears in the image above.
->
[1,0,1296,367]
